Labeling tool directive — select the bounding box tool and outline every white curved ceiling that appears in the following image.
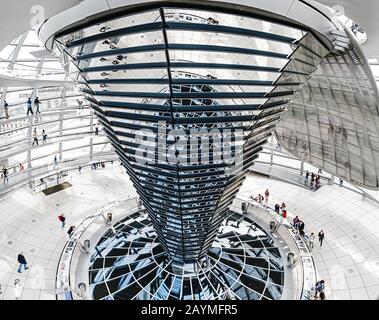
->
[0,1,377,58]
[316,0,379,59]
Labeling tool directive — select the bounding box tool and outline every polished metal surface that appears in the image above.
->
[47,4,331,266]
[37,0,379,293]
[275,22,379,189]
[89,210,284,300]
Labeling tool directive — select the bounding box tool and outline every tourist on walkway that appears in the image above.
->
[26,98,33,116]
[264,189,269,206]
[58,213,66,229]
[17,252,29,273]
[280,202,286,211]
[32,128,38,146]
[314,280,325,299]
[78,165,82,174]
[77,99,83,109]
[19,163,24,172]
[42,129,47,144]
[304,171,309,184]
[293,216,300,228]
[3,100,9,119]
[274,203,280,214]
[54,155,58,168]
[2,167,9,184]
[309,232,315,251]
[318,230,325,247]
[299,220,305,233]
[14,279,22,300]
[34,97,41,114]
[339,178,344,187]
[315,175,321,189]
[67,226,75,238]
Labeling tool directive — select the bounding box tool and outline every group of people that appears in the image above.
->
[304,170,322,190]
[251,187,328,300]
[91,161,106,170]
[292,216,306,237]
[13,214,77,298]
[26,97,42,116]
[252,188,326,253]
[1,97,42,119]
[292,216,325,250]
[274,202,287,218]
[31,128,48,146]
[57,213,75,237]
[1,164,26,185]
[252,190,288,219]
[252,189,271,207]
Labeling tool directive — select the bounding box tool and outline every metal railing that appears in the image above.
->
[252,143,379,207]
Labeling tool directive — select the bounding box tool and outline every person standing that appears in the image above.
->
[3,100,9,119]
[95,123,99,135]
[26,98,33,116]
[77,99,83,109]
[339,178,344,187]
[309,232,315,251]
[54,155,58,168]
[314,280,325,299]
[17,252,29,273]
[299,220,305,233]
[280,202,286,212]
[32,128,38,146]
[78,165,82,174]
[293,216,300,228]
[318,230,325,247]
[14,279,22,300]
[34,97,41,114]
[67,226,75,238]
[264,189,270,207]
[2,167,9,184]
[42,129,47,144]
[58,213,66,229]
[304,170,309,184]
[19,163,24,172]
[274,203,280,214]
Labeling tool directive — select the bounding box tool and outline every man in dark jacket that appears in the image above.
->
[17,252,29,273]
[67,226,75,238]
[299,221,305,232]
[34,97,41,114]
[318,230,325,247]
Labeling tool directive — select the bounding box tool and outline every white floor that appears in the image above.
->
[239,173,379,300]
[0,164,135,300]
[1,166,379,300]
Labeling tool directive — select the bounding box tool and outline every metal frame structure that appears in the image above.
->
[36,0,379,298]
